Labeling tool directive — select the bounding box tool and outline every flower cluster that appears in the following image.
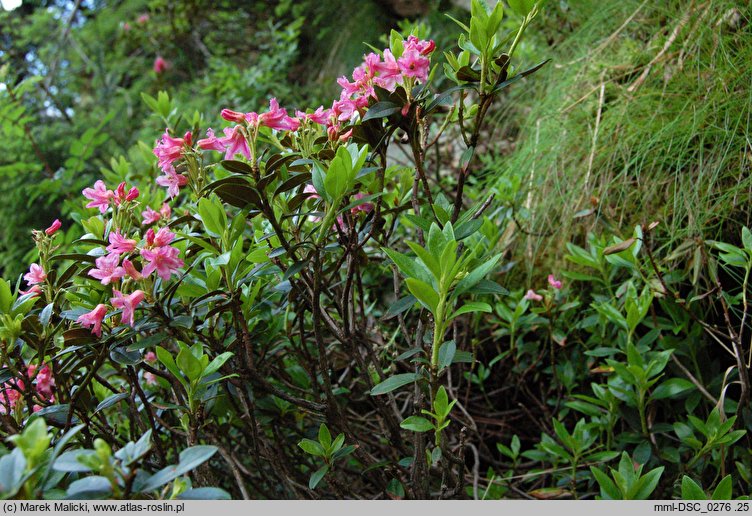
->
[74,179,184,337]
[524,274,563,302]
[0,363,55,415]
[153,131,191,198]
[170,34,435,198]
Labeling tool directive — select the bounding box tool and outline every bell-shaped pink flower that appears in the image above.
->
[258,98,299,131]
[122,258,144,281]
[197,128,226,152]
[524,289,543,301]
[83,180,113,213]
[397,49,430,81]
[45,219,62,236]
[156,168,188,199]
[77,304,108,337]
[88,253,126,285]
[548,274,563,290]
[373,49,401,92]
[24,264,46,285]
[350,192,373,214]
[141,206,161,225]
[220,109,246,123]
[141,245,184,281]
[153,129,190,173]
[111,289,145,327]
[296,106,331,126]
[107,231,138,255]
[218,125,251,160]
[153,56,168,74]
[160,202,172,219]
[151,227,175,247]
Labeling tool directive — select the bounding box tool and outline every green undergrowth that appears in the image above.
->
[485,0,751,279]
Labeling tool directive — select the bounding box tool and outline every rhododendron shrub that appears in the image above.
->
[0,2,547,500]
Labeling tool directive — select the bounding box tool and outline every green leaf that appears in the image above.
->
[454,254,502,296]
[382,248,431,284]
[742,227,752,252]
[681,476,706,500]
[400,416,434,432]
[156,347,187,389]
[590,466,621,500]
[711,475,733,500]
[176,346,204,383]
[177,488,231,500]
[139,446,218,492]
[67,476,112,498]
[309,465,329,490]
[197,197,227,239]
[362,101,401,122]
[629,466,664,500]
[94,393,129,414]
[382,295,417,320]
[8,419,50,466]
[298,439,325,457]
[508,0,537,17]
[405,278,439,313]
[370,373,419,396]
[438,340,457,370]
[0,449,26,498]
[203,352,233,377]
[450,301,491,320]
[0,279,12,314]
[651,378,694,400]
[318,424,332,450]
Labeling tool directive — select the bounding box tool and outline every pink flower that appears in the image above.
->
[151,226,175,247]
[122,22,131,31]
[142,206,161,225]
[77,304,108,337]
[397,49,430,81]
[337,75,362,98]
[295,106,332,126]
[122,258,143,280]
[144,372,158,386]
[106,231,137,255]
[113,182,139,205]
[111,289,145,327]
[548,274,563,290]
[350,193,373,214]
[0,384,22,415]
[524,289,543,302]
[141,245,184,281]
[45,219,62,236]
[153,56,168,74]
[160,202,172,219]
[197,128,226,152]
[88,253,126,285]
[28,364,55,400]
[303,184,320,199]
[218,125,251,160]
[153,129,190,173]
[373,49,401,91]
[24,263,46,285]
[404,36,435,56]
[19,285,42,298]
[259,98,299,131]
[332,94,357,123]
[220,109,246,123]
[83,180,113,213]
[156,169,189,199]
[144,351,157,363]
[137,13,149,24]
